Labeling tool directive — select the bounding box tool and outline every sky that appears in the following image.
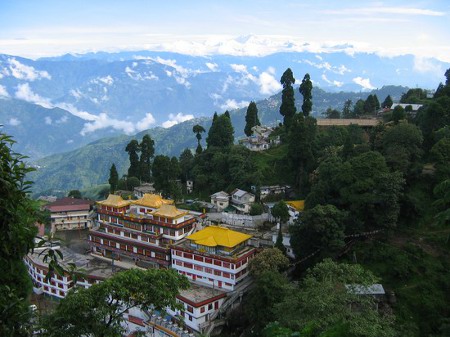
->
[0,0,449,61]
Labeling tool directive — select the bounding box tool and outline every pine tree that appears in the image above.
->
[299,73,313,117]
[280,68,296,128]
[206,112,234,148]
[244,101,260,136]
[382,95,394,108]
[139,135,154,183]
[125,140,140,179]
[108,163,119,193]
[192,124,206,154]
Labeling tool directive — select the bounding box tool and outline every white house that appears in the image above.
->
[210,191,230,212]
[230,189,255,214]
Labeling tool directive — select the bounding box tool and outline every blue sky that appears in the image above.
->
[0,0,449,61]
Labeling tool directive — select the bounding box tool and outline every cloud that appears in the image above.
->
[162,112,194,128]
[7,58,51,81]
[258,70,282,95]
[55,102,97,121]
[220,99,249,111]
[352,76,375,90]
[8,118,21,126]
[136,113,157,131]
[413,57,444,77]
[321,74,343,87]
[81,113,136,135]
[125,66,158,81]
[206,62,219,71]
[230,64,248,73]
[44,116,52,125]
[56,115,68,124]
[322,7,445,17]
[92,75,114,86]
[15,83,52,108]
[0,85,9,97]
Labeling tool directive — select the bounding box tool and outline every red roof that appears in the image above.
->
[45,197,93,212]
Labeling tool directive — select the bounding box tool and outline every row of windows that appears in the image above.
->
[174,251,244,269]
[179,271,233,288]
[174,259,233,278]
[96,238,168,261]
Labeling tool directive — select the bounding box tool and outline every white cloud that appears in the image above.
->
[230,64,248,73]
[323,7,445,17]
[66,139,74,144]
[220,99,249,111]
[56,115,68,124]
[7,58,51,81]
[206,62,219,71]
[70,89,82,99]
[81,113,136,135]
[162,112,194,128]
[125,66,158,81]
[136,113,157,131]
[321,74,344,87]
[413,57,444,77]
[97,75,114,86]
[9,118,20,126]
[258,70,282,95]
[44,116,52,125]
[352,76,375,90]
[0,85,9,97]
[15,83,52,108]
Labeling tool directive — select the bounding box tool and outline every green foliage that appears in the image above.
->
[391,105,406,123]
[249,202,264,215]
[299,73,313,117]
[249,248,290,278]
[40,268,190,337]
[274,259,396,337]
[323,108,340,119]
[125,139,140,179]
[271,201,290,224]
[280,68,296,128]
[193,124,206,153]
[430,136,450,180]
[0,132,39,336]
[139,134,155,183]
[342,99,353,118]
[290,204,347,261]
[382,95,394,108]
[353,99,365,117]
[179,148,194,182]
[400,88,428,103]
[244,101,261,136]
[152,155,180,197]
[206,112,234,148]
[416,97,450,150]
[108,163,119,193]
[67,189,82,199]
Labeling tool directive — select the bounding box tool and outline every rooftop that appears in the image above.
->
[45,197,93,212]
[97,194,132,208]
[133,194,174,208]
[286,200,305,212]
[152,204,188,219]
[186,225,252,248]
[177,282,226,307]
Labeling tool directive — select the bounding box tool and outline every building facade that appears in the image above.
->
[45,197,93,232]
[171,226,256,291]
[230,189,255,214]
[89,194,204,269]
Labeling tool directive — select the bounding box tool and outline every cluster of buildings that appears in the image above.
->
[238,125,281,152]
[27,193,257,336]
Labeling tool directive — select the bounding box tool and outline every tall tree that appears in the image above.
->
[249,248,289,278]
[299,73,313,117]
[382,95,394,108]
[125,139,140,179]
[244,101,260,136]
[179,148,194,182]
[271,200,290,225]
[342,99,353,118]
[139,134,154,183]
[67,190,82,199]
[206,112,234,148]
[0,132,39,336]
[152,155,172,196]
[280,68,296,128]
[40,268,190,337]
[192,124,206,154]
[108,163,119,193]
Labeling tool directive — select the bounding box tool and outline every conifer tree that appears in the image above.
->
[299,73,313,117]
[206,112,234,148]
[192,124,206,154]
[280,68,296,128]
[382,95,394,108]
[125,139,140,179]
[139,134,154,183]
[244,101,260,136]
[108,163,119,193]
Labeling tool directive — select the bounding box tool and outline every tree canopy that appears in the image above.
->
[299,73,313,117]
[280,68,296,128]
[206,112,234,148]
[244,101,260,136]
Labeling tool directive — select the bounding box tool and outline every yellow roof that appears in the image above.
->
[286,200,305,211]
[187,226,252,248]
[133,194,174,208]
[97,194,131,208]
[151,204,188,219]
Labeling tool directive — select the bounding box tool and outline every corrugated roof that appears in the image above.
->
[286,200,305,211]
[187,225,251,248]
[97,194,131,208]
[151,204,188,219]
[132,194,174,208]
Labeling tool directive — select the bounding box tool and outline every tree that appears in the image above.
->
[271,201,290,225]
[274,259,396,337]
[275,226,287,255]
[139,134,154,183]
[391,105,406,123]
[353,99,365,116]
[0,132,39,336]
[206,112,234,148]
[382,95,394,109]
[342,99,353,118]
[324,107,340,119]
[40,268,190,337]
[125,139,140,179]
[192,124,206,154]
[400,88,427,103]
[67,190,82,199]
[249,202,264,216]
[179,148,194,182]
[244,101,260,136]
[280,68,296,127]
[249,248,289,278]
[152,155,172,196]
[364,94,376,114]
[290,204,347,261]
[108,164,119,193]
[299,73,313,117]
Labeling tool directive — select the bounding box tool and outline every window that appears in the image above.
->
[200,307,205,313]
[205,258,212,264]
[223,262,230,269]
[194,255,203,262]
[187,306,193,313]
[184,253,193,259]
[213,259,222,267]
[194,265,203,272]
[205,268,212,274]
[175,251,183,256]
[223,272,230,278]
[184,262,193,269]
[208,304,213,310]
[214,270,221,276]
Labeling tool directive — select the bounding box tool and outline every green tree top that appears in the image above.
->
[108,163,119,193]
[299,73,313,117]
[139,134,155,183]
[280,68,296,128]
[206,112,234,148]
[244,101,261,137]
[125,139,140,179]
